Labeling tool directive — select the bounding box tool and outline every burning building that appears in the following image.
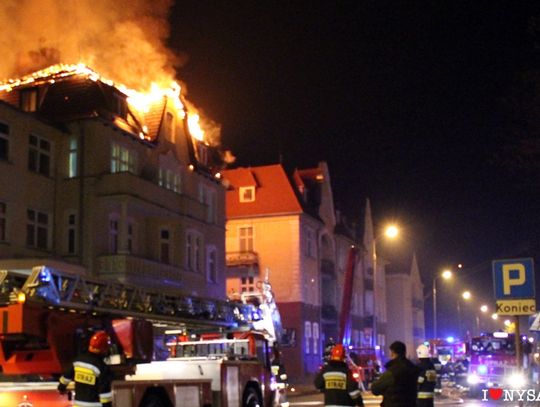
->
[0,63,228,299]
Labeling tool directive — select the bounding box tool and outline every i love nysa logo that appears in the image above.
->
[482,388,540,402]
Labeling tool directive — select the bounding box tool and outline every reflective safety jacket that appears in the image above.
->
[59,352,112,407]
[417,358,437,400]
[314,360,364,406]
[271,359,289,389]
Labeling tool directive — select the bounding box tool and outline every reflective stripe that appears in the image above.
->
[100,391,112,403]
[280,373,288,380]
[323,371,347,379]
[59,376,71,385]
[349,389,361,398]
[418,376,425,383]
[418,391,434,399]
[74,402,102,407]
[73,361,101,377]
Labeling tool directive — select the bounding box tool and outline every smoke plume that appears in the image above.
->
[0,0,178,90]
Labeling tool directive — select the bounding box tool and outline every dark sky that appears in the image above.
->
[169,1,540,336]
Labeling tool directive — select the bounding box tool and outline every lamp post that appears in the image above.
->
[432,269,452,339]
[372,225,399,351]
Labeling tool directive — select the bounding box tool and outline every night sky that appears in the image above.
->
[169,1,540,336]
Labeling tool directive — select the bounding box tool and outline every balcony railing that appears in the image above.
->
[226,251,259,267]
[97,254,182,289]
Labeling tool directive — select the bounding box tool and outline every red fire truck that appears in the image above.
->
[466,332,526,396]
[0,265,281,407]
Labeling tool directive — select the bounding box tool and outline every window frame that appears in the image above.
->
[0,202,6,241]
[26,208,50,250]
[28,134,52,177]
[238,226,254,252]
[239,186,255,203]
[0,121,9,161]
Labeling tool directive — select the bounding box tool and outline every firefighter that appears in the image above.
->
[271,346,289,407]
[58,331,113,407]
[416,345,437,407]
[314,344,364,406]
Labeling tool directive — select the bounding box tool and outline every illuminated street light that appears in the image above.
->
[491,313,498,320]
[384,225,399,239]
[480,305,488,313]
[462,291,471,300]
[433,269,453,338]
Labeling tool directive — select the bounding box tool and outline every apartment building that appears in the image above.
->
[223,162,365,380]
[0,65,226,299]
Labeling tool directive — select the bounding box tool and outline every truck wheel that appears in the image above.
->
[243,387,262,407]
[140,394,169,407]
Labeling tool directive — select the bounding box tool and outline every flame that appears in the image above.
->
[0,63,215,143]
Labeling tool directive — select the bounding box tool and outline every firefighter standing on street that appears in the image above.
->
[271,346,290,407]
[58,331,113,407]
[314,344,364,406]
[416,345,437,407]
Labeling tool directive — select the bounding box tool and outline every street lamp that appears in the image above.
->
[457,290,472,338]
[372,224,399,350]
[432,269,453,338]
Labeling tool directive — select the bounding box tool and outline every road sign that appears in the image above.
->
[493,258,536,315]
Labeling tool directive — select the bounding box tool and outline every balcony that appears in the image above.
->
[226,251,259,267]
[97,254,183,290]
[95,172,207,222]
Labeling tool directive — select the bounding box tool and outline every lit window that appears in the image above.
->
[26,209,49,250]
[158,168,181,193]
[111,143,137,174]
[28,134,51,176]
[239,226,253,252]
[68,137,78,178]
[67,212,77,254]
[207,247,217,283]
[20,89,38,112]
[305,322,312,354]
[313,322,320,355]
[0,202,6,241]
[239,186,255,202]
[109,216,119,253]
[160,229,170,264]
[113,93,128,119]
[241,276,255,293]
[0,122,9,161]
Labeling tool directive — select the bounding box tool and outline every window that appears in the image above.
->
[196,142,208,166]
[194,235,201,272]
[165,112,175,141]
[186,231,202,271]
[304,322,312,354]
[67,212,77,254]
[111,143,137,174]
[127,221,135,253]
[305,227,315,257]
[313,322,320,355]
[0,202,6,241]
[207,247,217,283]
[199,185,216,223]
[20,89,38,112]
[241,276,255,293]
[28,134,51,176]
[158,168,181,192]
[109,216,119,253]
[160,229,170,263]
[113,94,128,119]
[239,186,255,202]
[239,226,253,252]
[68,137,78,178]
[186,234,192,269]
[0,122,9,161]
[26,209,49,249]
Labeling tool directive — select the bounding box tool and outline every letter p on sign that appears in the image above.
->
[502,263,526,295]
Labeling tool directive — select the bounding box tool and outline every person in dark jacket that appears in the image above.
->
[415,345,437,407]
[314,344,364,406]
[371,341,420,407]
[58,331,113,407]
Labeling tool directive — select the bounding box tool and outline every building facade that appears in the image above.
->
[224,162,365,380]
[0,65,226,299]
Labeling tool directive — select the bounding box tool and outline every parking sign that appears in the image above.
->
[493,258,536,315]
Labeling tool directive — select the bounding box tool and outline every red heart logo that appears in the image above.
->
[489,388,503,400]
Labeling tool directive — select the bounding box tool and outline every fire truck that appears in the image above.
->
[0,265,282,407]
[467,332,526,396]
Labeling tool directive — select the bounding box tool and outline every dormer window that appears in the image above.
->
[20,88,38,112]
[239,186,255,202]
[113,93,128,119]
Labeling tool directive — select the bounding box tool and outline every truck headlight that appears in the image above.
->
[467,374,480,384]
[506,373,526,388]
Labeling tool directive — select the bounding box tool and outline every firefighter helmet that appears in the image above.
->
[416,344,430,358]
[88,331,111,355]
[330,344,346,361]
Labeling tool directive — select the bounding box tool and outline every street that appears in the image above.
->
[287,391,528,407]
